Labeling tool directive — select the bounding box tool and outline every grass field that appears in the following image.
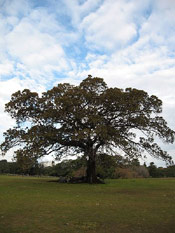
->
[0,176,175,233]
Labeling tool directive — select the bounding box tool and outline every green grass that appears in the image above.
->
[0,176,175,233]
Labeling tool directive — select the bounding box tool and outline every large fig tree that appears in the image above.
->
[0,75,174,183]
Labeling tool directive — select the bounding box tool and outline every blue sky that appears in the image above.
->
[0,0,175,166]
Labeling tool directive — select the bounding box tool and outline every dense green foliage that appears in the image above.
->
[147,162,175,178]
[0,175,175,233]
[0,76,174,183]
[0,159,44,175]
[0,160,20,174]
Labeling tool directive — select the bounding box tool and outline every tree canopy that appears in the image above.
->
[0,75,174,183]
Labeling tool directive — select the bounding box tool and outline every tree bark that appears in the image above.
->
[86,149,97,183]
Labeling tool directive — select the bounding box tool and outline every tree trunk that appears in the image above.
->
[86,149,97,184]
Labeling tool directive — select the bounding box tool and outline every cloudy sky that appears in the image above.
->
[0,0,175,166]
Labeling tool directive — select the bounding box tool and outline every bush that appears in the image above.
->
[132,166,149,178]
[114,166,149,179]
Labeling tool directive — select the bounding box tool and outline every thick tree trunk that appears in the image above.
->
[86,149,97,184]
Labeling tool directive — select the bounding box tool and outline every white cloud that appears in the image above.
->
[5,17,68,79]
[139,1,175,49]
[1,0,31,17]
[153,0,175,10]
[63,0,102,26]
[80,0,138,51]
[0,1,77,85]
[0,61,14,75]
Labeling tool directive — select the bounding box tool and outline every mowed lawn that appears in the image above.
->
[0,176,175,233]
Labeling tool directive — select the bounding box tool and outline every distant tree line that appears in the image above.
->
[0,159,44,176]
[1,156,175,179]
